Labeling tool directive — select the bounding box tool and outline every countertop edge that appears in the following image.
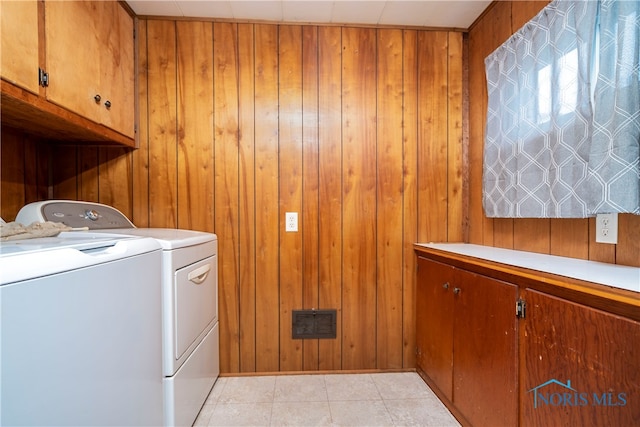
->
[414,243,640,313]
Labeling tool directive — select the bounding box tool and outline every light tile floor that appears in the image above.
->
[194,372,461,426]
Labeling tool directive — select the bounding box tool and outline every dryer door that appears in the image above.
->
[174,255,218,360]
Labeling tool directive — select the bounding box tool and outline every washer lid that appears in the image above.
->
[105,228,217,250]
[0,233,161,285]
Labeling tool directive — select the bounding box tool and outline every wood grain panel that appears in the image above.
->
[132,19,150,227]
[77,147,99,202]
[0,130,26,220]
[447,32,464,243]
[214,22,241,374]
[237,23,257,373]
[51,146,78,200]
[177,21,214,232]
[24,135,49,206]
[0,0,40,94]
[550,219,588,259]
[301,25,321,371]
[253,24,280,372]
[514,219,550,254]
[147,20,178,228]
[616,214,640,267]
[376,28,404,369]
[98,148,132,217]
[317,26,343,371]
[417,31,448,243]
[521,289,640,426]
[402,29,419,369]
[278,25,304,372]
[341,27,377,370]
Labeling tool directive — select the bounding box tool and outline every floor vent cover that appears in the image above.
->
[292,309,337,339]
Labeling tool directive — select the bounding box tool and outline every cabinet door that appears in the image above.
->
[44,0,134,137]
[453,269,518,427]
[416,257,454,400]
[45,0,102,122]
[1,0,40,94]
[98,0,134,137]
[521,289,640,427]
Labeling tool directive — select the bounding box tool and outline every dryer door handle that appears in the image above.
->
[187,264,211,284]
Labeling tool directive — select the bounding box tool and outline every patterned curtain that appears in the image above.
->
[483,0,640,218]
[588,0,640,214]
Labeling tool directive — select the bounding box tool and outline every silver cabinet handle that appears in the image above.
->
[104,100,111,109]
[453,287,461,295]
[94,94,101,103]
[443,282,450,290]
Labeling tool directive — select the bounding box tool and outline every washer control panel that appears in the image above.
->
[17,201,136,229]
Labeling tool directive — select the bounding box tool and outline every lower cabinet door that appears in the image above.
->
[520,289,640,427]
[453,269,518,427]
[416,257,455,401]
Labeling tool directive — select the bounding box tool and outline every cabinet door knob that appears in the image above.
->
[94,94,101,103]
[453,287,461,295]
[104,100,111,109]
[442,282,450,290]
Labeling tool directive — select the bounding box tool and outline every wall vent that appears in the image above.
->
[292,309,337,339]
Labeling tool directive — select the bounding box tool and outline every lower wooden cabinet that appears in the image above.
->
[520,289,640,426]
[416,256,518,426]
[416,247,640,427]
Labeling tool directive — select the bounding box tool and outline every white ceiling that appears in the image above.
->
[126,0,493,29]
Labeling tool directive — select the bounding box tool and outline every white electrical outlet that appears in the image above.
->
[285,212,298,232]
[595,213,618,244]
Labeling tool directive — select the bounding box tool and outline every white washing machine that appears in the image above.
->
[17,201,220,427]
[0,232,164,426]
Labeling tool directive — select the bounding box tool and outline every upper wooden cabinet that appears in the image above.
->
[44,1,134,138]
[0,0,135,146]
[0,0,40,94]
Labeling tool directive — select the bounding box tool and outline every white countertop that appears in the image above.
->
[416,243,640,294]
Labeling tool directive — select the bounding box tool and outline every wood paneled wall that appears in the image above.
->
[468,1,640,268]
[1,20,464,375]
[132,21,464,374]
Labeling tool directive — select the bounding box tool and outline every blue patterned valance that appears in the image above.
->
[483,0,639,218]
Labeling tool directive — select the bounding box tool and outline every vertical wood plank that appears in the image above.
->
[376,28,404,369]
[214,22,241,374]
[254,23,280,372]
[447,31,465,243]
[24,135,49,205]
[616,214,640,267]
[133,19,150,227]
[317,26,343,371]
[237,22,257,373]
[278,24,304,372]
[417,31,448,243]
[402,29,419,368]
[147,20,177,228]
[550,219,588,259]
[514,219,550,254]
[0,130,26,220]
[98,148,132,217]
[51,146,77,200]
[77,147,99,202]
[177,21,214,232]
[301,25,321,371]
[341,26,377,370]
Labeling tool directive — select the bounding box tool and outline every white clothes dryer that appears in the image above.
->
[17,200,219,427]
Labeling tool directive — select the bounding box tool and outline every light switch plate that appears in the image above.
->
[595,213,618,244]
